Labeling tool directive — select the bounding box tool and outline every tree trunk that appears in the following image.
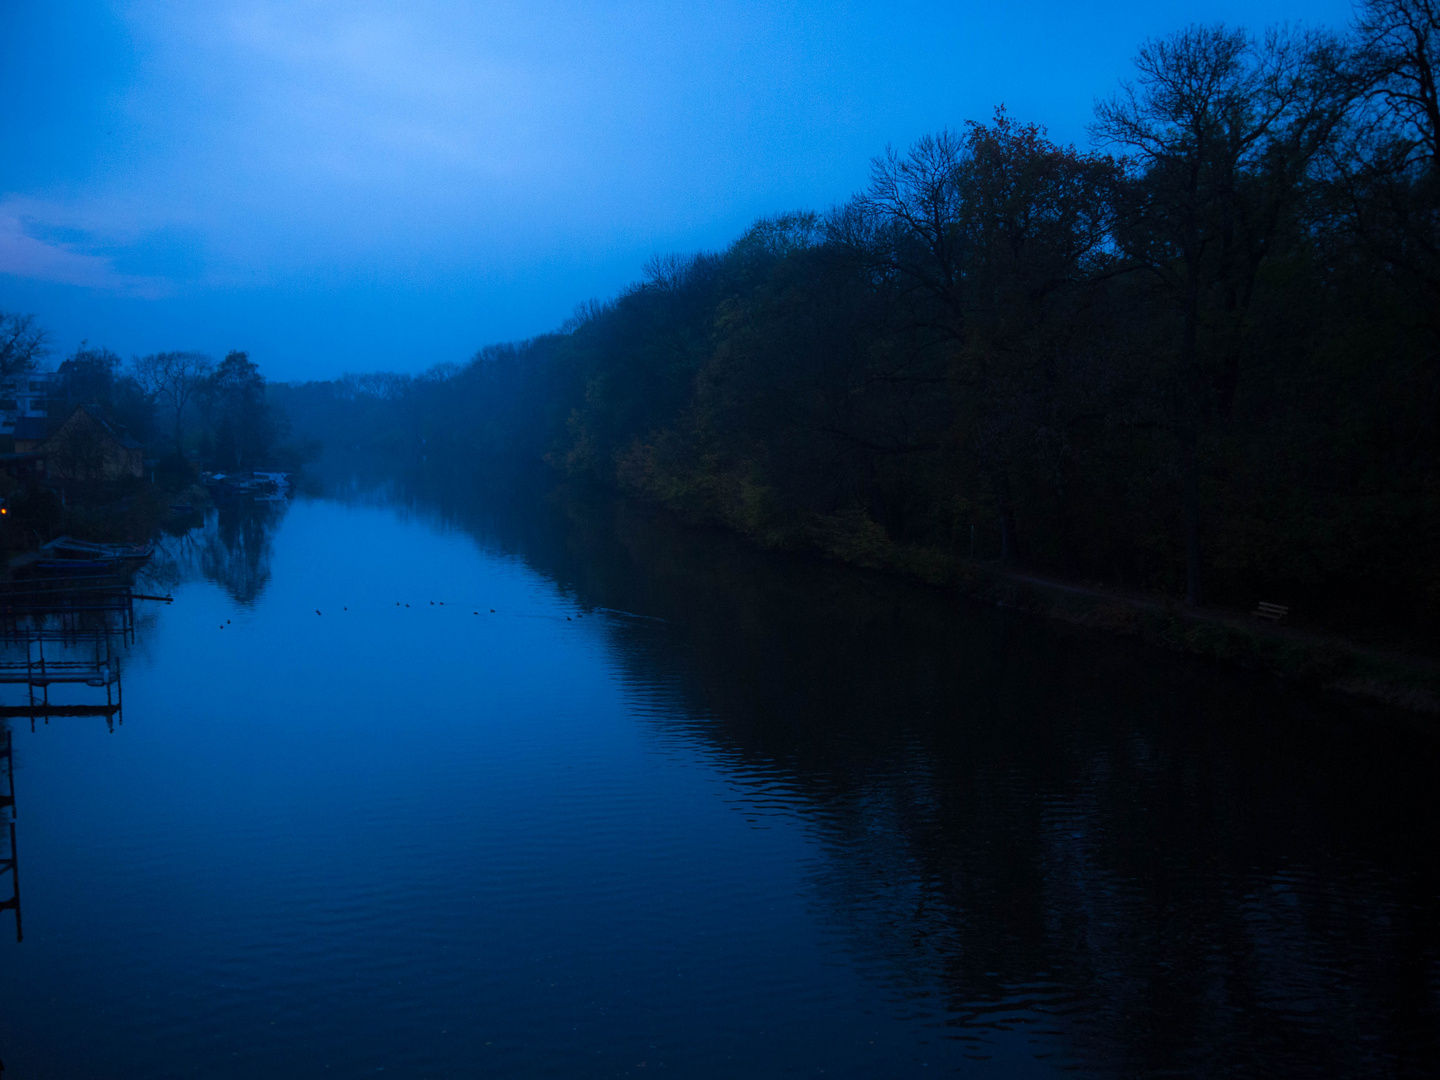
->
[1180,277,1204,607]
[1055,459,1079,577]
[997,471,1019,562]
[1180,427,1202,606]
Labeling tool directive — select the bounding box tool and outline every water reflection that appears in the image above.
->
[1,463,1434,1076]
[327,465,1440,1076]
[0,573,149,946]
[0,729,17,943]
[147,495,289,605]
[0,493,288,953]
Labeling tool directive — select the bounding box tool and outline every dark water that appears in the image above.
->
[1,481,1437,1078]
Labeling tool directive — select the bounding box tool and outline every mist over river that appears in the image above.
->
[1,478,1436,1078]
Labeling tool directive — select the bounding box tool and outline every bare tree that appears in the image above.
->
[862,130,972,343]
[1331,0,1440,316]
[1357,0,1440,162]
[339,372,411,401]
[0,311,48,380]
[133,351,214,456]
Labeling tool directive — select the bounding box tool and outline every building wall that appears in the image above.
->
[39,408,145,482]
[0,372,58,436]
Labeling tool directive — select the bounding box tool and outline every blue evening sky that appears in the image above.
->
[1,0,1356,381]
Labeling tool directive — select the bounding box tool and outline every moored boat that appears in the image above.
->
[40,536,155,562]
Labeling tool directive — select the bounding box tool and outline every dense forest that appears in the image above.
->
[277,6,1440,641]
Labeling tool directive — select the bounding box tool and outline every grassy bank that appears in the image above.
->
[654,493,1440,720]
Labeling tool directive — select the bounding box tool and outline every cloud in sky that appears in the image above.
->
[0,0,1358,378]
[0,201,169,296]
[41,0,856,278]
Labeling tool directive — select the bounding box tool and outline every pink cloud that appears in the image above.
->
[0,207,172,298]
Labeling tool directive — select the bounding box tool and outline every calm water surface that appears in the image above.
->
[0,483,1436,1077]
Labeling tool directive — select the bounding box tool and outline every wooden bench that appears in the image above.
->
[1253,601,1289,621]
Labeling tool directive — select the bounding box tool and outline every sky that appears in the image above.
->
[1,0,1358,382]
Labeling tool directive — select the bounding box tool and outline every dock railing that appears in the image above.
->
[0,729,20,942]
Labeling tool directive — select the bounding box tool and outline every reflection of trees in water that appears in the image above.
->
[358,465,1440,1077]
[145,498,289,605]
[614,515,1440,1076]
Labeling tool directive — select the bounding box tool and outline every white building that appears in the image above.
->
[0,371,59,437]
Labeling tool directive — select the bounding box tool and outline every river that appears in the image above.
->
[0,478,1436,1077]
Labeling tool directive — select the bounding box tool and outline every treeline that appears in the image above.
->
[277,8,1440,640]
[0,328,301,481]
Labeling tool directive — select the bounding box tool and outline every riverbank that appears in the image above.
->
[946,562,1440,717]
[812,527,1440,718]
[631,493,1440,719]
[0,478,213,573]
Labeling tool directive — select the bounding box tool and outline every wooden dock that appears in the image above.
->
[0,632,124,731]
[0,581,145,730]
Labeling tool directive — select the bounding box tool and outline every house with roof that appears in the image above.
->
[12,405,144,483]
